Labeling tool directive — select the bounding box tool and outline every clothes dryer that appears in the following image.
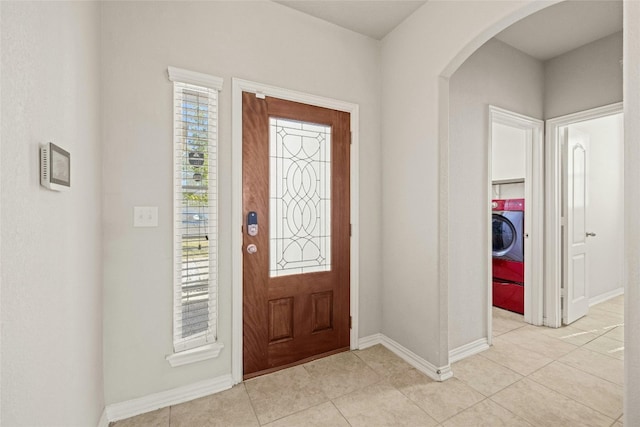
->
[492,198,524,314]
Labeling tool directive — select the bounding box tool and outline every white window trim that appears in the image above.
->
[166,66,224,366]
[166,342,225,368]
[168,66,223,91]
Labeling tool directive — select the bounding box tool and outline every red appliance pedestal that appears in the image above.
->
[492,259,524,285]
[492,280,524,315]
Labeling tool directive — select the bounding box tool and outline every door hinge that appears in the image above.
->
[350,224,352,237]
[350,131,353,145]
[349,316,352,329]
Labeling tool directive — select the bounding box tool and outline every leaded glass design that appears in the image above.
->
[269,118,331,277]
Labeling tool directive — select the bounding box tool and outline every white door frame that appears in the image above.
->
[544,102,623,327]
[488,106,544,335]
[231,79,360,383]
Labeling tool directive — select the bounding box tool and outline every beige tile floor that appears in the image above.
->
[113,295,624,426]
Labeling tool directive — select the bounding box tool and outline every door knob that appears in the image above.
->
[247,244,258,254]
[586,232,597,237]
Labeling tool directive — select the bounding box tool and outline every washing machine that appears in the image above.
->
[492,198,524,314]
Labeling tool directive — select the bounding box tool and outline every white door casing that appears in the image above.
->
[562,127,590,324]
[488,106,544,335]
[544,102,622,328]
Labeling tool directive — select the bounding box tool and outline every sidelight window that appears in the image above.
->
[167,67,223,363]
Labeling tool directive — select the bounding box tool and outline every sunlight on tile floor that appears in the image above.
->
[113,295,624,426]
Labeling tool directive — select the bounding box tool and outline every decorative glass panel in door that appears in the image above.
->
[242,92,350,379]
[269,118,332,277]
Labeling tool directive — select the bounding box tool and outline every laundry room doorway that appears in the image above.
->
[545,103,624,327]
[488,106,544,334]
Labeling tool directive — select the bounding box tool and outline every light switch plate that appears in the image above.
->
[134,206,158,227]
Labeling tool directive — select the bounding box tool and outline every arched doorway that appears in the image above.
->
[434,1,639,424]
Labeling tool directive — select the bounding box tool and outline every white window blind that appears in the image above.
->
[169,67,222,353]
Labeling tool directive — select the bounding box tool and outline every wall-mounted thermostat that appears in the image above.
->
[40,142,70,191]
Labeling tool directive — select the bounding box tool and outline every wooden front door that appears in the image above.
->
[242,92,350,379]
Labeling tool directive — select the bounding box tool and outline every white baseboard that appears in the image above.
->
[448,338,490,364]
[105,333,454,423]
[358,333,384,349]
[590,288,624,307]
[359,333,452,381]
[105,374,233,422]
[381,335,453,381]
[97,409,109,427]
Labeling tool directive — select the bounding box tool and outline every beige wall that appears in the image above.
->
[545,31,623,119]
[448,38,544,351]
[624,2,640,423]
[101,0,382,404]
[0,2,104,425]
[380,0,551,367]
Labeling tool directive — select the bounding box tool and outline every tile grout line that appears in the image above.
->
[553,358,624,388]
[615,413,624,425]
[389,380,441,424]
[486,381,539,426]
[436,396,491,425]
[253,350,384,426]
[473,350,529,380]
[524,372,620,422]
[328,399,354,427]
[242,382,265,426]
[519,323,622,420]
[452,369,521,399]
[353,348,446,425]
[257,400,337,426]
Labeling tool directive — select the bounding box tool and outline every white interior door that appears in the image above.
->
[562,127,590,324]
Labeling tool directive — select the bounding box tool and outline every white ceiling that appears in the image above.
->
[274,0,622,61]
[274,0,427,40]
[493,1,622,61]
